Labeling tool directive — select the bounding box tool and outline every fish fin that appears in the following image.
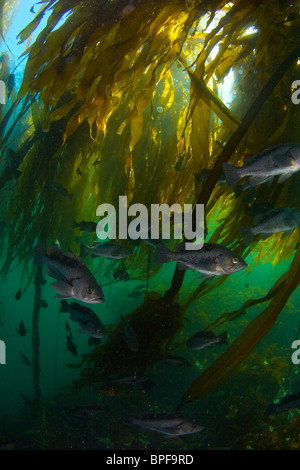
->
[222,163,242,187]
[197,273,214,279]
[155,244,172,264]
[233,184,244,198]
[34,241,46,265]
[239,226,255,245]
[260,233,271,240]
[176,242,187,252]
[72,221,80,229]
[50,280,73,297]
[177,262,188,270]
[56,294,72,299]
[65,251,85,265]
[278,173,292,184]
[219,331,228,345]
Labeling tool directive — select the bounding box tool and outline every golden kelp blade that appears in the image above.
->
[177,244,300,410]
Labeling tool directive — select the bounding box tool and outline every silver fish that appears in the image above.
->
[80,241,132,260]
[239,207,300,244]
[161,354,192,367]
[155,243,247,278]
[223,143,300,188]
[34,242,105,304]
[60,300,106,339]
[120,314,139,352]
[126,413,204,437]
[187,330,228,350]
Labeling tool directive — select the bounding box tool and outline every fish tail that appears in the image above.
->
[219,331,228,345]
[80,242,88,257]
[34,241,46,266]
[239,226,255,245]
[222,163,242,187]
[60,300,69,313]
[72,221,79,229]
[155,244,173,264]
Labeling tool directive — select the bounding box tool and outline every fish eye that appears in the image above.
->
[87,287,95,294]
[232,257,239,264]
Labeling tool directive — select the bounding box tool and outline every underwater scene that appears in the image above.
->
[0,0,299,451]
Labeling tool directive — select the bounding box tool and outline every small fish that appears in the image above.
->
[120,314,139,352]
[20,393,35,407]
[51,181,73,200]
[92,158,101,166]
[194,169,226,185]
[80,241,132,260]
[161,354,192,367]
[73,220,97,232]
[68,405,106,419]
[187,330,228,351]
[15,288,22,300]
[173,156,184,171]
[264,391,300,417]
[16,320,27,337]
[133,284,145,290]
[128,290,143,298]
[223,143,300,188]
[111,373,153,389]
[239,207,300,244]
[40,299,48,308]
[88,336,102,347]
[34,241,105,304]
[113,269,130,282]
[61,300,106,339]
[76,167,82,176]
[155,243,247,278]
[125,413,204,437]
[66,334,78,356]
[20,352,31,367]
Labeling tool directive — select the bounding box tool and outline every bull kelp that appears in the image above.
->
[0,0,299,450]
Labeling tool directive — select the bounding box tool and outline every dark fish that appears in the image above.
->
[80,241,132,260]
[113,269,130,282]
[128,290,143,298]
[173,156,184,171]
[120,314,139,352]
[40,299,48,308]
[93,158,101,166]
[187,330,228,351]
[233,175,273,197]
[194,169,226,185]
[125,413,204,437]
[156,243,247,278]
[264,391,300,417]
[223,143,300,188]
[34,241,105,304]
[76,167,82,176]
[161,354,192,367]
[16,320,27,337]
[50,181,73,200]
[20,393,35,407]
[66,334,78,356]
[5,149,22,179]
[133,284,145,290]
[20,352,31,367]
[239,207,300,244]
[61,300,106,339]
[73,220,97,232]
[112,373,153,389]
[68,405,106,419]
[88,336,102,347]
[15,288,22,300]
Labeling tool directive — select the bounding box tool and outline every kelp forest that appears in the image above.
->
[0,0,299,450]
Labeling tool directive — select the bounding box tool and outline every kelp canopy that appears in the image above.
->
[0,0,299,407]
